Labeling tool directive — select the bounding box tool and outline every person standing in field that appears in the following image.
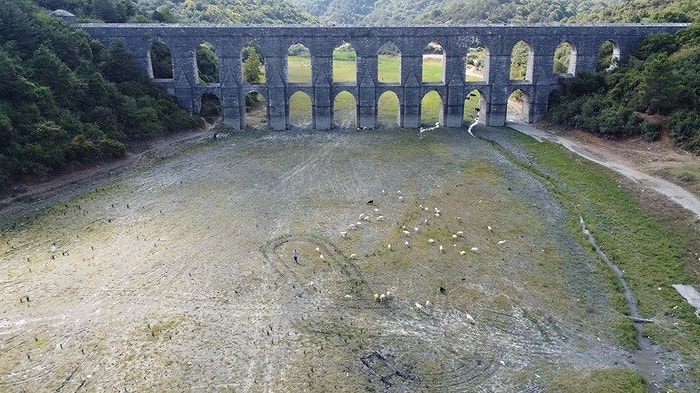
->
[293,249,299,264]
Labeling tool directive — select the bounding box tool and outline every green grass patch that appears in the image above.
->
[494,130,700,376]
[333,60,356,83]
[548,367,647,393]
[287,55,311,83]
[422,56,443,83]
[378,55,400,83]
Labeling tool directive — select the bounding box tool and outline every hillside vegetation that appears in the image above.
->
[0,0,202,192]
[546,24,700,153]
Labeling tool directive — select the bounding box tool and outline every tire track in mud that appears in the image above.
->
[256,233,582,391]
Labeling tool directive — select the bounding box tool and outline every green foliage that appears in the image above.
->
[196,43,219,84]
[546,25,700,154]
[332,43,357,61]
[134,0,316,24]
[150,42,173,79]
[35,0,137,22]
[0,0,202,191]
[242,45,264,83]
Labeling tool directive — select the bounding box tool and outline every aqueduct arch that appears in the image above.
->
[78,23,687,130]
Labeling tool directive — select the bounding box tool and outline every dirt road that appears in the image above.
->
[509,121,700,219]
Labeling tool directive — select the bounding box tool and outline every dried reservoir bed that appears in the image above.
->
[0,127,689,391]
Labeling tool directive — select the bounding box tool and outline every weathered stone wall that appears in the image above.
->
[78,23,688,130]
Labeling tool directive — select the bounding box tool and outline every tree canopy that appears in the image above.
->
[0,0,202,191]
[546,25,700,153]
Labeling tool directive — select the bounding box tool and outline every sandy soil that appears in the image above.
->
[0,124,696,392]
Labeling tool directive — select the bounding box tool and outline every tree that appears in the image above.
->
[242,46,263,83]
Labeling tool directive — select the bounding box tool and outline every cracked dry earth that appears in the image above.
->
[0,127,685,392]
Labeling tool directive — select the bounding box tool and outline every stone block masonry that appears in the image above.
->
[79,23,687,130]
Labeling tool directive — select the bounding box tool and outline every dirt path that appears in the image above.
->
[508,121,700,219]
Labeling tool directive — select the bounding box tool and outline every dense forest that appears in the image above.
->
[0,0,202,192]
[34,0,317,24]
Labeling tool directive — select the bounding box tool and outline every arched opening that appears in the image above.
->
[196,42,219,84]
[507,89,531,123]
[289,91,312,128]
[199,92,221,124]
[241,43,266,84]
[510,41,533,82]
[553,41,576,75]
[148,41,172,79]
[333,91,356,128]
[423,42,444,83]
[464,42,487,82]
[377,91,400,128]
[463,89,485,128]
[244,90,268,129]
[333,42,356,84]
[420,90,443,126]
[288,43,311,84]
[597,40,620,71]
[378,41,400,84]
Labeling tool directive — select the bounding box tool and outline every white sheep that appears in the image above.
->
[460,250,467,256]
[425,300,431,307]
[415,302,423,310]
[359,213,365,220]
[350,253,358,259]
[379,293,386,302]
[487,225,492,232]
[385,291,392,299]
[363,216,370,221]
[398,196,404,202]
[374,294,380,302]
[340,231,348,238]
[402,230,411,236]
[319,254,324,261]
[439,245,444,253]
[435,212,440,217]
[428,238,435,244]
[404,241,410,247]
[470,247,478,252]
[414,227,419,232]
[466,313,475,324]
[452,234,458,239]
[387,244,392,250]
[315,247,320,252]
[498,240,506,245]
[348,224,357,230]
[376,215,385,221]
[456,231,464,236]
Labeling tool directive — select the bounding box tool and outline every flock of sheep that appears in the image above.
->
[318,188,506,324]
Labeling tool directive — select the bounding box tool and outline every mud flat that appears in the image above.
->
[0,127,692,391]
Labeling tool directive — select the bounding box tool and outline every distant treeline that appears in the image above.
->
[0,0,203,191]
[546,25,700,153]
[33,0,317,24]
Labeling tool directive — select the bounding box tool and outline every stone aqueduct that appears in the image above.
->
[79,23,686,130]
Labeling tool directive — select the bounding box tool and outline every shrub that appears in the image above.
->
[641,119,662,142]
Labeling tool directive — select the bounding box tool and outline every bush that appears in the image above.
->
[668,110,700,154]
[641,119,662,142]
